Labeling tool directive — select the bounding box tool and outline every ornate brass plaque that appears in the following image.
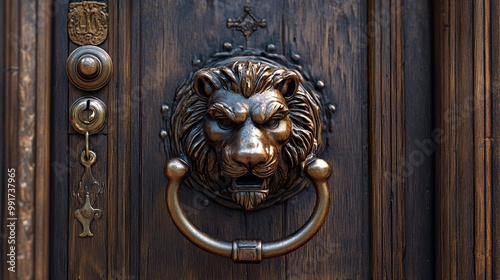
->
[164,47,326,211]
[68,1,108,46]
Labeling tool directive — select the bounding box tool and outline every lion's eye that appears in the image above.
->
[216,118,236,130]
[264,118,282,129]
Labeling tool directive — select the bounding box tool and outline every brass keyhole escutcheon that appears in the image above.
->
[70,97,107,134]
[67,45,113,91]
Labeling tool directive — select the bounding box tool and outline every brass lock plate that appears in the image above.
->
[70,97,107,134]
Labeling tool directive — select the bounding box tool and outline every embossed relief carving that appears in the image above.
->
[68,1,108,46]
[163,47,326,211]
[227,6,267,40]
[73,151,104,237]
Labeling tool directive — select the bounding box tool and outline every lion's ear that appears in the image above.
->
[275,71,299,100]
[193,71,219,99]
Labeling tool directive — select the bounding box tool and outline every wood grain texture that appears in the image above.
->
[2,0,52,278]
[491,2,500,279]
[283,0,370,278]
[368,0,406,278]
[49,0,70,278]
[403,0,435,278]
[107,0,132,278]
[435,0,494,278]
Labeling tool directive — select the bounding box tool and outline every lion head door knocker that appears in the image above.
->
[162,46,331,263]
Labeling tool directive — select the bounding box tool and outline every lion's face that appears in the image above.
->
[203,86,293,210]
[171,58,322,211]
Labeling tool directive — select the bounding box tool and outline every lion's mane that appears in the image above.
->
[170,57,323,209]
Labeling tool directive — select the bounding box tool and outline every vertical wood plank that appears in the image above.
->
[403,0,435,278]
[3,0,52,278]
[0,0,4,273]
[436,0,494,278]
[49,0,70,278]
[107,0,132,278]
[2,1,18,279]
[368,0,406,278]
[491,2,500,279]
[34,1,52,278]
[283,1,369,279]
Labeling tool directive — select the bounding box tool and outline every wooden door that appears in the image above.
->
[5,0,498,279]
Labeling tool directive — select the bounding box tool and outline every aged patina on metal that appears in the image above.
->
[163,46,331,262]
[66,45,113,91]
[68,1,108,46]
[69,97,107,237]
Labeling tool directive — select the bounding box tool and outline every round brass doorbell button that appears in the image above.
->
[67,45,113,91]
[76,54,102,79]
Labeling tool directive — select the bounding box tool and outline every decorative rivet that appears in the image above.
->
[160,130,168,139]
[328,104,336,113]
[192,57,201,67]
[267,44,276,52]
[291,53,301,62]
[316,80,325,90]
[161,104,170,115]
[224,42,233,51]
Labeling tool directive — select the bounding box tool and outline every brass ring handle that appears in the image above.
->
[165,157,331,263]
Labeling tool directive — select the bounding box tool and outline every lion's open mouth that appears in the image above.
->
[230,173,269,210]
[232,173,269,193]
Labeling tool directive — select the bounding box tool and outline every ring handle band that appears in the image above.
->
[165,157,331,263]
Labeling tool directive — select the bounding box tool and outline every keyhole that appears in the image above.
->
[79,100,96,124]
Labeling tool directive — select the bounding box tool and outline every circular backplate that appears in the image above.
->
[70,97,107,134]
[67,45,113,91]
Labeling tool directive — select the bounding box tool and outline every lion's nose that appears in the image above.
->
[232,128,269,169]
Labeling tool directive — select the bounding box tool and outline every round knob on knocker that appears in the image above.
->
[67,45,113,91]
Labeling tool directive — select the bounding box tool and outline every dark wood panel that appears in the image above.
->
[368,0,406,278]
[107,0,132,278]
[49,0,70,278]
[435,0,494,278]
[283,0,370,278]
[2,0,52,278]
[489,1,499,279]
[49,1,70,278]
[403,0,435,278]
[0,0,5,276]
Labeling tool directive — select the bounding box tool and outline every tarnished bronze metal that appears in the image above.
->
[73,150,104,237]
[69,97,107,134]
[67,45,113,91]
[165,157,331,263]
[163,46,330,261]
[68,1,108,46]
[227,6,266,40]
[166,47,324,211]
